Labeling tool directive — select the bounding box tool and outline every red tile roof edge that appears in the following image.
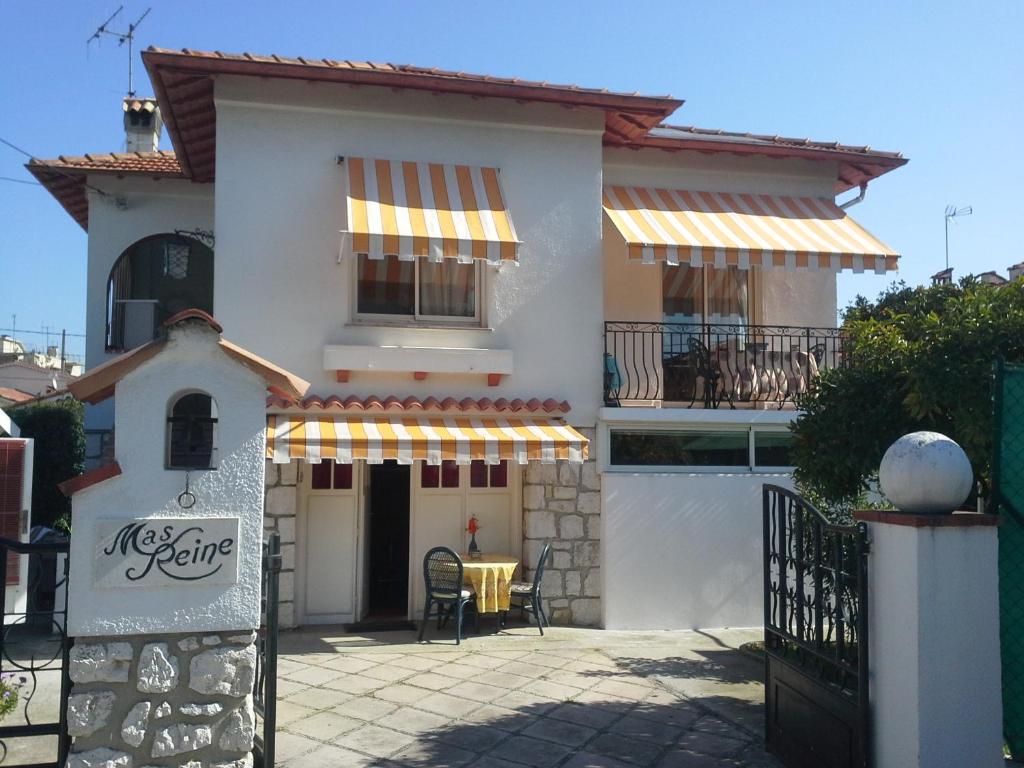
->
[163,308,223,333]
[651,124,906,161]
[59,462,122,497]
[267,394,571,414]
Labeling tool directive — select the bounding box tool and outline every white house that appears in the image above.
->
[30,48,906,630]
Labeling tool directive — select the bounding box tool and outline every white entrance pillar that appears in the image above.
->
[856,509,1003,768]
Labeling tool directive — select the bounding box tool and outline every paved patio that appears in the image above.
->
[274,624,783,767]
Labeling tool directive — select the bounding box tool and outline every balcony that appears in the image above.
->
[604,322,845,409]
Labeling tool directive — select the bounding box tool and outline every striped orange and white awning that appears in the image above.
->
[267,415,588,465]
[343,157,521,265]
[603,186,898,273]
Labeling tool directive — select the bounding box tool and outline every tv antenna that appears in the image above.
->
[87,6,152,97]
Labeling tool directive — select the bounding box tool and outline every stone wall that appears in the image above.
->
[523,427,601,626]
[67,631,256,768]
[263,460,297,628]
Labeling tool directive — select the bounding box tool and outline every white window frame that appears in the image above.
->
[352,256,485,327]
[601,422,795,475]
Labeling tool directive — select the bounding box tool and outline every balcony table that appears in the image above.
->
[460,554,519,614]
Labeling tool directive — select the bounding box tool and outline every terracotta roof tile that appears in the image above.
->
[266,394,572,414]
[0,387,34,404]
[25,151,184,230]
[649,124,904,160]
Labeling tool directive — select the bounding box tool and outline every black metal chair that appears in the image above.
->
[508,541,552,635]
[418,547,478,644]
[687,337,724,408]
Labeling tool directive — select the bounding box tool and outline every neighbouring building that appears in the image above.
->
[931,263,1024,286]
[0,360,76,399]
[30,48,906,630]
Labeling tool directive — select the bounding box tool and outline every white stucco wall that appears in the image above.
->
[68,323,267,635]
[212,77,605,428]
[867,519,1004,768]
[83,178,214,432]
[601,471,793,630]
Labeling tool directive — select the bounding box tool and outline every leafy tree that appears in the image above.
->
[792,276,1024,509]
[9,398,84,532]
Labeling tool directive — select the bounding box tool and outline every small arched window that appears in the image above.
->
[167,392,218,470]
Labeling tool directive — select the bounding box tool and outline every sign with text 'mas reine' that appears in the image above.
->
[94,517,241,588]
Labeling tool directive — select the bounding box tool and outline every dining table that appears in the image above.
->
[460,553,520,614]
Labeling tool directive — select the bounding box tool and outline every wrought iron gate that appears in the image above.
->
[0,536,71,767]
[762,485,870,768]
[991,359,1024,759]
[253,532,280,768]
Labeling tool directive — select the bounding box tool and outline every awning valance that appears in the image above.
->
[267,415,587,464]
[602,186,898,273]
[343,157,521,265]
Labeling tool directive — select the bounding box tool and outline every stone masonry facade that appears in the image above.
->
[66,631,256,768]
[523,426,601,627]
[264,460,298,628]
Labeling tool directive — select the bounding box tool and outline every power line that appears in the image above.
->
[0,136,110,198]
[0,176,41,187]
[0,328,86,338]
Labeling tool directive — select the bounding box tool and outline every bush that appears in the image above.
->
[8,399,84,531]
[792,277,1024,511]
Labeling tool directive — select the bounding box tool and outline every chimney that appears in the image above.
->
[123,97,162,153]
[1009,262,1024,282]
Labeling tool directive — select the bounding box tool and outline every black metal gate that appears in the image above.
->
[0,536,71,767]
[253,532,280,768]
[762,485,870,768]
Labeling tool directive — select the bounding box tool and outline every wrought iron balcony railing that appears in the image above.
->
[604,321,846,409]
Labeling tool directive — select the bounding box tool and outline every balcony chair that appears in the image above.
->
[603,353,623,406]
[508,541,552,635]
[418,547,478,645]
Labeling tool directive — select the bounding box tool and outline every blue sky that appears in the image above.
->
[1,1,1021,362]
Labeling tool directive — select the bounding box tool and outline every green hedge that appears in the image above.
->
[9,399,84,532]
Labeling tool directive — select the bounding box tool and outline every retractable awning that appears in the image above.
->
[602,186,898,273]
[267,415,588,464]
[343,157,521,265]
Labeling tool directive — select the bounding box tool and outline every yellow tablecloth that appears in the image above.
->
[461,554,519,613]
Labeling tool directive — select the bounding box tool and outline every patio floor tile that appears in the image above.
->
[405,671,461,690]
[520,716,598,748]
[333,695,400,721]
[414,691,486,719]
[587,732,664,766]
[495,661,554,679]
[676,730,747,758]
[528,679,586,702]
[487,734,574,767]
[435,662,491,680]
[473,670,535,690]
[391,654,447,671]
[547,702,624,730]
[376,684,436,706]
[467,756,528,768]
[284,686,353,710]
[459,704,532,732]
[283,743,379,767]
[286,710,362,740]
[629,702,701,729]
[275,678,309,698]
[591,679,656,701]
[655,749,741,768]
[363,664,417,683]
[377,706,454,735]
[560,751,636,768]
[608,714,683,745]
[336,723,418,758]
[321,674,389,695]
[491,690,560,714]
[447,680,510,703]
[276,700,318,726]
[431,722,509,753]
[319,655,381,673]
[394,739,479,767]
[283,665,345,686]
[274,731,321,763]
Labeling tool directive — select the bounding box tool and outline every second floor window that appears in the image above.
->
[356,255,480,324]
[663,265,751,326]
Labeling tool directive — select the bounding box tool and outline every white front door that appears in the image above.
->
[301,461,361,625]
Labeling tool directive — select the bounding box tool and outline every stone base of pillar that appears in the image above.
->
[856,510,1004,768]
[66,630,257,768]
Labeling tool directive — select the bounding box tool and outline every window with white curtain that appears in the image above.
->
[662,265,751,326]
[356,255,480,324]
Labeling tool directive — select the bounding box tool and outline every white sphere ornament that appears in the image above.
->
[878,431,973,514]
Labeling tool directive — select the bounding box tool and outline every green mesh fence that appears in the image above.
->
[994,360,1024,759]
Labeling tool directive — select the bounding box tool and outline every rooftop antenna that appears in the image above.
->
[87,6,152,97]
[944,204,973,270]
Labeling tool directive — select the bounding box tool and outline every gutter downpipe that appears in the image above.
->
[839,182,868,210]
